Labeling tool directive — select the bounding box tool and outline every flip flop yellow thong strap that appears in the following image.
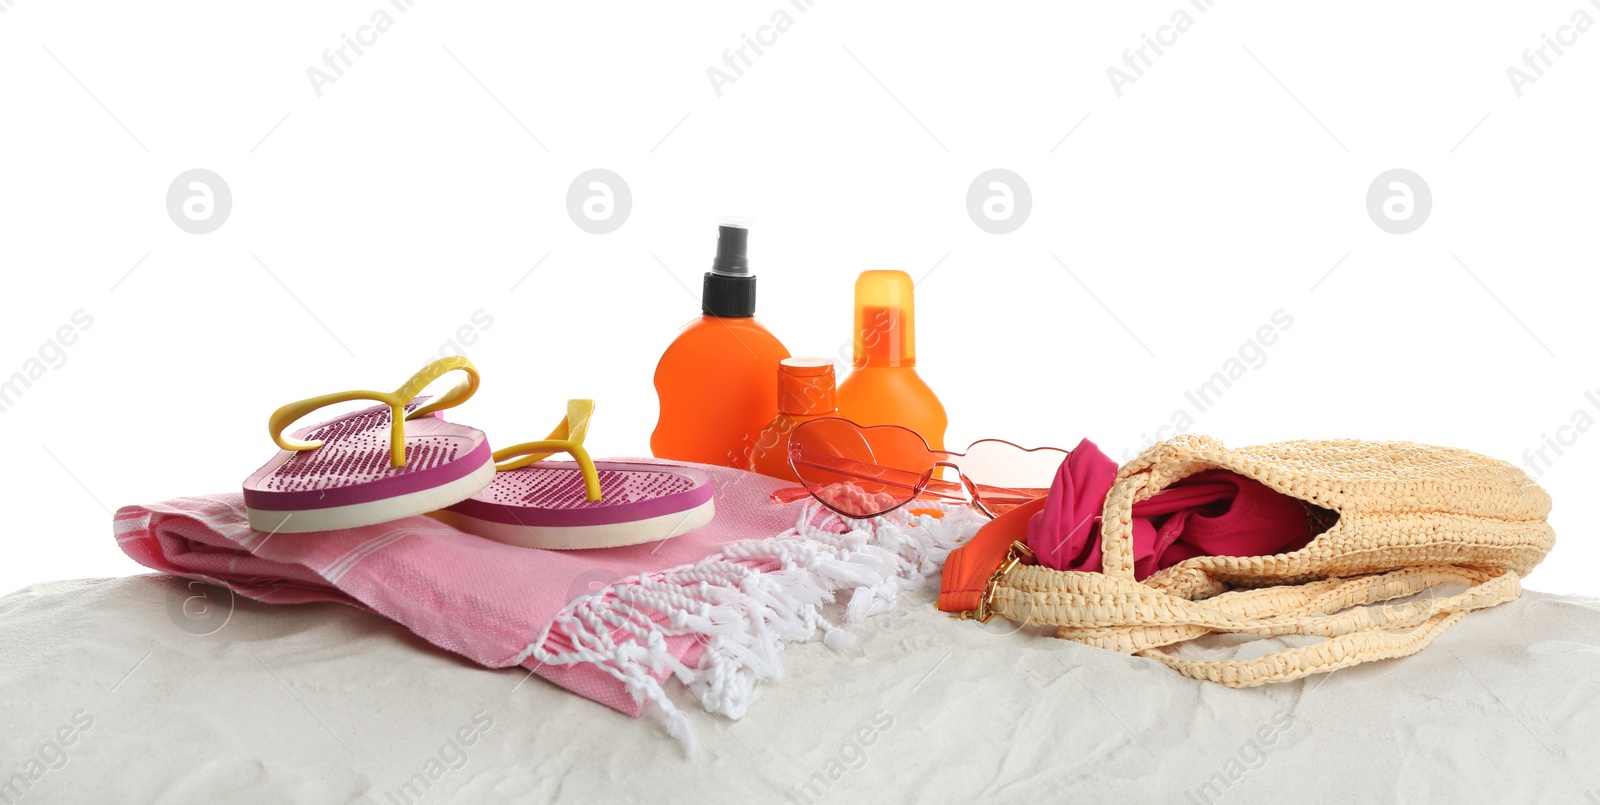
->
[268,357,481,468]
[490,400,602,502]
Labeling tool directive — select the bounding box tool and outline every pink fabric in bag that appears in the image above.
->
[113,461,806,716]
[1027,439,1313,579]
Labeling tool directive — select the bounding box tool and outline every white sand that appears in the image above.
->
[1,574,1595,803]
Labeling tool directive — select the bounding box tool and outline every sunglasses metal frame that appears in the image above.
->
[785,417,1068,520]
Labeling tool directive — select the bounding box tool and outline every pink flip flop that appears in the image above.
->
[242,358,494,533]
[434,461,715,550]
[430,400,715,549]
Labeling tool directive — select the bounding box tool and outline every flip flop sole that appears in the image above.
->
[249,455,497,534]
[431,497,715,550]
[438,461,715,549]
[243,399,493,533]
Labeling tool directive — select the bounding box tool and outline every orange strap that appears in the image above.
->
[938,496,1045,617]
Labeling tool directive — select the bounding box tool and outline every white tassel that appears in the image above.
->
[517,501,987,754]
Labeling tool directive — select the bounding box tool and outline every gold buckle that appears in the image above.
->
[955,541,1034,624]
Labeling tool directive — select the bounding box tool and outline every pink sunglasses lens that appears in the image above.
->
[957,440,1069,490]
[787,419,934,517]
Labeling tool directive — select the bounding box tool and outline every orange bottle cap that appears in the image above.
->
[851,270,916,368]
[778,358,836,416]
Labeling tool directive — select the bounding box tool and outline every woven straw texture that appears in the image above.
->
[991,435,1555,687]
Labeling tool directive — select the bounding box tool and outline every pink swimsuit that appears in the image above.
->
[1027,440,1317,579]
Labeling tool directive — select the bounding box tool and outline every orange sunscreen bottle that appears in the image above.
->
[651,222,791,467]
[836,270,947,468]
[750,358,838,481]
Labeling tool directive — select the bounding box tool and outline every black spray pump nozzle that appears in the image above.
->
[711,223,749,276]
[702,220,758,317]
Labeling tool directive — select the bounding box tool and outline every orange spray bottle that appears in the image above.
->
[651,222,791,468]
[836,270,947,468]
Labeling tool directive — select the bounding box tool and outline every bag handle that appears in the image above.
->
[1097,472,1148,581]
[991,438,1527,685]
[1132,567,1522,685]
[1095,435,1231,580]
[992,558,1525,685]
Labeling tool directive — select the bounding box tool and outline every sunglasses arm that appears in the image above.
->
[768,484,973,506]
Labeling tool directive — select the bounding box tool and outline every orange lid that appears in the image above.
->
[777,358,835,416]
[851,270,916,368]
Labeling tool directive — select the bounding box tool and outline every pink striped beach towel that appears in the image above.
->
[114,460,983,751]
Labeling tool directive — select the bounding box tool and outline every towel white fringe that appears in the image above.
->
[512,501,986,754]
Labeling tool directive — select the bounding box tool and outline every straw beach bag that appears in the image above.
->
[984,436,1555,686]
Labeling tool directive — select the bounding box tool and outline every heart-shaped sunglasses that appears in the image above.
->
[770,417,1069,518]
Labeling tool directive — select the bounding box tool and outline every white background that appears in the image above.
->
[1,1,1595,597]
